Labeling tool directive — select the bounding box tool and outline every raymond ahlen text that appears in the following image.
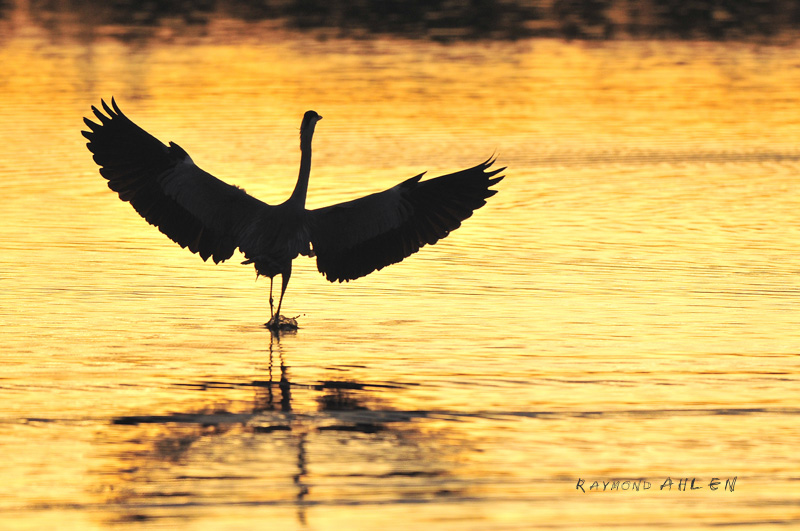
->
[576,477,737,493]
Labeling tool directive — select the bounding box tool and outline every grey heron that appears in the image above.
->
[83,99,504,330]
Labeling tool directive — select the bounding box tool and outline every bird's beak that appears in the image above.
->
[318,115,323,121]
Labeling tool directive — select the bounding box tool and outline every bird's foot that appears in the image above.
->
[265,314,299,332]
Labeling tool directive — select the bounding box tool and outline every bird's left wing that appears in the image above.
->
[83,99,265,263]
[309,158,504,282]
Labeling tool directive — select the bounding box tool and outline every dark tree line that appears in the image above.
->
[17,0,800,40]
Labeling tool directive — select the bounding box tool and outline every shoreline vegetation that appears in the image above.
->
[4,0,800,43]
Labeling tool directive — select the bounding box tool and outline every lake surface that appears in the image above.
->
[2,8,800,531]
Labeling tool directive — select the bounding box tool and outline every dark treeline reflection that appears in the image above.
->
[13,0,800,41]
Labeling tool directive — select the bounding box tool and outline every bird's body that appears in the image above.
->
[83,99,503,330]
[242,204,311,277]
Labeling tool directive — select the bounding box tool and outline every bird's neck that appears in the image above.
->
[290,136,313,206]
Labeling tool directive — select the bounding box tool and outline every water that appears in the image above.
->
[2,9,800,530]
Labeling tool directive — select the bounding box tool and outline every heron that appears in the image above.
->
[83,99,504,330]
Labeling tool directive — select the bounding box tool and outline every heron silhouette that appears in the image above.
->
[83,99,504,330]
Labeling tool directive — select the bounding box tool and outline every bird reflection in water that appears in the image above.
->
[99,334,457,526]
[83,99,504,331]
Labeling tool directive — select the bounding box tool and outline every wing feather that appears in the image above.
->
[309,158,504,282]
[83,98,265,263]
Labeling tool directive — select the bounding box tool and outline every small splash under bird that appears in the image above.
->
[82,99,504,330]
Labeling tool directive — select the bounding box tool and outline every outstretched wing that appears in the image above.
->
[83,98,265,263]
[309,158,504,282]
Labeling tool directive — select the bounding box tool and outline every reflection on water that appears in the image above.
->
[2,5,800,530]
[96,338,483,527]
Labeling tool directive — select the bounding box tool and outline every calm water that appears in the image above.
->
[2,10,800,531]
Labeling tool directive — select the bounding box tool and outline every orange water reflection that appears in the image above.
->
[2,11,800,531]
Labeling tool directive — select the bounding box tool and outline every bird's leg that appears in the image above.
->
[274,268,291,323]
[269,277,275,319]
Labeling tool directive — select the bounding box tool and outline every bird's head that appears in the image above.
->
[300,110,322,147]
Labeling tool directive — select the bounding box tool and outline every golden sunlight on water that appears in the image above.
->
[2,9,800,531]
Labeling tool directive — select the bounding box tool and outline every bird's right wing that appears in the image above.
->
[309,158,504,282]
[83,99,265,263]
